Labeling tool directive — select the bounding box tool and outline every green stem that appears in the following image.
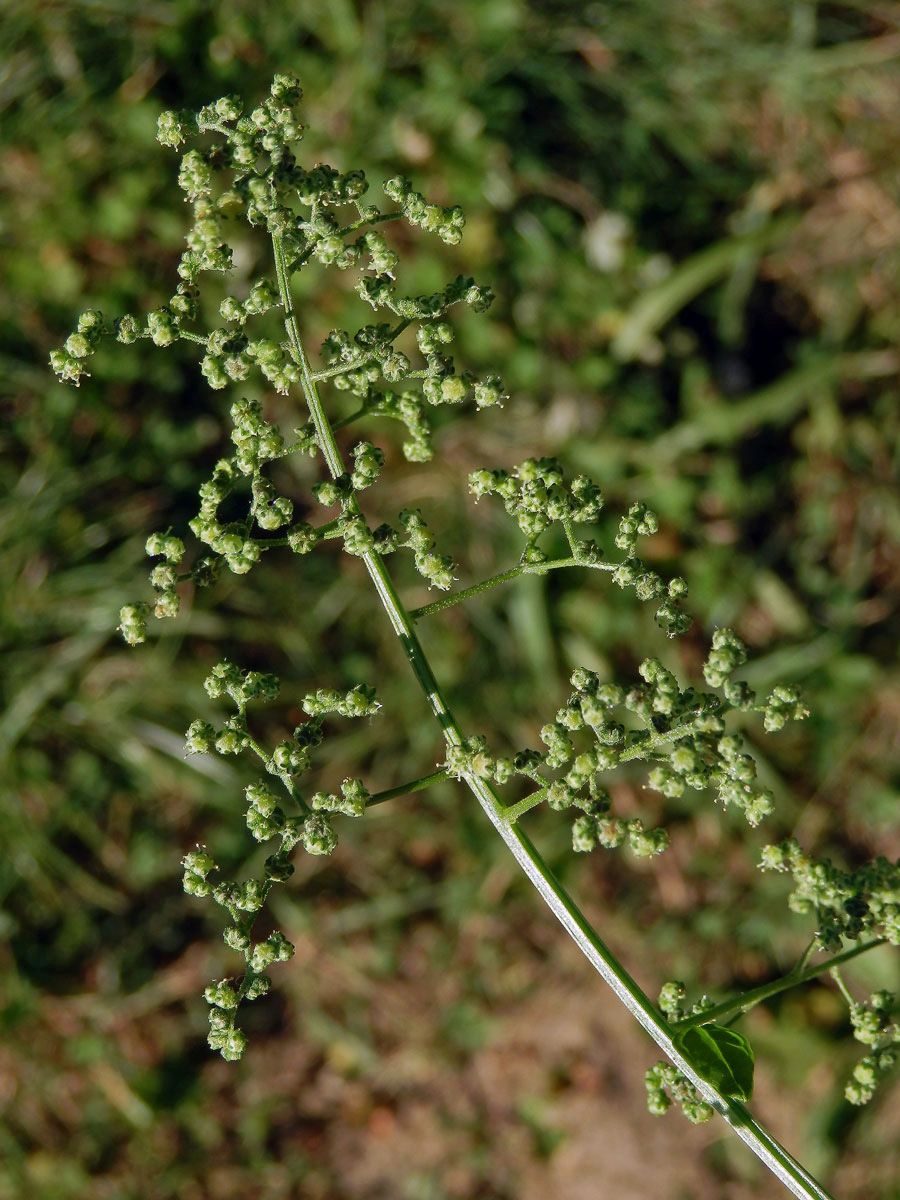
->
[793,935,818,975]
[673,939,885,1031]
[830,965,856,1008]
[498,785,548,823]
[271,233,834,1200]
[331,405,368,433]
[411,557,616,619]
[367,768,449,807]
[340,209,405,236]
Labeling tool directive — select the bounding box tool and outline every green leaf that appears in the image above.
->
[674,1024,755,1101]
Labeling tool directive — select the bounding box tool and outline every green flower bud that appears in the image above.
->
[302,813,337,855]
[215,728,249,755]
[244,975,272,1001]
[220,297,246,323]
[245,782,279,816]
[246,804,284,842]
[287,522,319,555]
[339,684,380,718]
[572,815,600,853]
[223,927,250,952]
[351,441,385,490]
[219,1029,247,1062]
[235,880,265,912]
[439,375,468,405]
[215,94,243,121]
[383,175,413,203]
[178,150,212,200]
[205,980,240,1009]
[473,375,506,408]
[185,720,217,754]
[65,332,93,359]
[147,308,179,347]
[372,523,400,554]
[146,532,185,562]
[658,981,686,1018]
[548,780,580,811]
[763,685,809,732]
[49,348,88,385]
[596,817,627,849]
[116,314,141,344]
[249,941,276,973]
[264,853,294,883]
[313,476,351,507]
[157,109,189,148]
[270,741,309,774]
[628,822,669,857]
[119,603,148,645]
[703,628,748,687]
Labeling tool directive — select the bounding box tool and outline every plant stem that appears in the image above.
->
[367,768,449,807]
[793,935,818,975]
[829,965,856,1008]
[672,938,885,1031]
[498,785,548,823]
[272,234,834,1200]
[410,557,616,619]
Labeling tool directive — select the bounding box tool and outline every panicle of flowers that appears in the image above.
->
[182,660,378,1058]
[443,627,807,861]
[54,73,504,633]
[758,838,900,951]
[469,462,691,638]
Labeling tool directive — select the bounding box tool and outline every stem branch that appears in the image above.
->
[367,768,449,807]
[673,938,885,1031]
[411,558,617,620]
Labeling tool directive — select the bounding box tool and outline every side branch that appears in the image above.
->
[367,768,449,807]
[411,557,617,620]
[672,937,887,1031]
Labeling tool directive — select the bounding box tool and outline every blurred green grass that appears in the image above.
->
[2,1,899,1196]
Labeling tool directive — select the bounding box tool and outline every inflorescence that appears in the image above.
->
[182,660,379,1058]
[50,77,896,1122]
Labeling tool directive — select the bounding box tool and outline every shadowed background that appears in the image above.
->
[2,2,900,1196]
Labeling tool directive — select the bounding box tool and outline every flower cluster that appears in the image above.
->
[456,629,806,859]
[180,661,381,1058]
[57,81,864,1153]
[57,74,512,640]
[644,1062,713,1124]
[758,838,900,950]
[49,309,105,385]
[843,990,899,1105]
[469,462,692,637]
[444,733,544,785]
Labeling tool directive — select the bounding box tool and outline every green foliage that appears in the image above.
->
[673,1025,755,1102]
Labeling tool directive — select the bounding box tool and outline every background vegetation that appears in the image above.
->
[2,1,899,1196]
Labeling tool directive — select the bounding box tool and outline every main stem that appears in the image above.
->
[272,235,833,1200]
